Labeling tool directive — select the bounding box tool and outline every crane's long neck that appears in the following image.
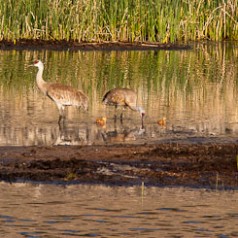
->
[36,66,48,95]
[128,105,142,113]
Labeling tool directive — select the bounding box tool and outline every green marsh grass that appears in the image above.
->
[0,0,237,42]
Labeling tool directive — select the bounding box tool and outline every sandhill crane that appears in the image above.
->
[102,88,145,127]
[30,60,88,124]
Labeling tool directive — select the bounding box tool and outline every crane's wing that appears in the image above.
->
[47,83,88,109]
[102,90,126,106]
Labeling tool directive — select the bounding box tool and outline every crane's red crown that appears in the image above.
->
[33,60,39,64]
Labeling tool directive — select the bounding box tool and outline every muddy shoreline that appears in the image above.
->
[0,143,237,189]
[0,39,191,51]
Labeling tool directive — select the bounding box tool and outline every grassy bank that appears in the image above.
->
[0,0,237,43]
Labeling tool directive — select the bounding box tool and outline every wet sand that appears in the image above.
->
[0,39,237,189]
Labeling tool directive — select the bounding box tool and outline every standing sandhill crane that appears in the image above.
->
[30,60,88,124]
[102,88,145,127]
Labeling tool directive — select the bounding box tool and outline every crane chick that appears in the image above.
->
[30,60,88,124]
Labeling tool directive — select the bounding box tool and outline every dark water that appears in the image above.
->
[0,42,238,145]
[0,182,237,237]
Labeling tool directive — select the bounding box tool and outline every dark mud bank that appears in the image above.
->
[0,39,191,51]
[0,143,237,189]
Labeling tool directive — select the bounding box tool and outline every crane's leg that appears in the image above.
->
[141,115,144,129]
[58,117,66,133]
[113,106,117,123]
[58,114,66,126]
[112,108,124,125]
[120,106,128,124]
[120,112,123,124]
[57,105,66,126]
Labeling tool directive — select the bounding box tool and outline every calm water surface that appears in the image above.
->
[0,182,237,237]
[0,42,238,145]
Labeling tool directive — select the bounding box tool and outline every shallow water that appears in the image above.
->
[0,42,238,145]
[0,182,237,237]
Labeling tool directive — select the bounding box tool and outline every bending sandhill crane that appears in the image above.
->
[30,60,88,124]
[102,88,145,127]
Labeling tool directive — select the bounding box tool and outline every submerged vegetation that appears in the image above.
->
[0,0,237,43]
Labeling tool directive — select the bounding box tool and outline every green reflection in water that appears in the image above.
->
[0,42,238,146]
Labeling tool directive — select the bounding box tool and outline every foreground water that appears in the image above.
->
[0,42,238,146]
[0,182,237,237]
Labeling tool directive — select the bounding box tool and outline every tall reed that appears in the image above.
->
[0,0,237,42]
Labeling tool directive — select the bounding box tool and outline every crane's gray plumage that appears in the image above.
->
[102,88,145,127]
[31,60,88,123]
